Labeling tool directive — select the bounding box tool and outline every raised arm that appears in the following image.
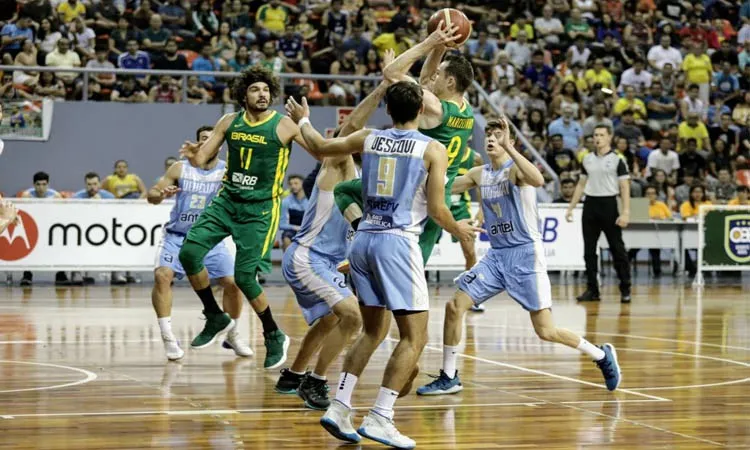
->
[147,161,182,205]
[498,117,545,187]
[286,96,373,156]
[340,73,393,137]
[383,22,459,84]
[425,141,483,241]
[420,45,447,85]
[180,113,233,166]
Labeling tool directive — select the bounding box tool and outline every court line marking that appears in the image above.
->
[458,371,724,447]
[559,401,727,447]
[0,360,97,394]
[587,331,750,352]
[620,348,750,390]
[0,401,575,419]
[0,400,667,419]
[413,341,670,402]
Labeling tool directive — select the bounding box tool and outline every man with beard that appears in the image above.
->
[153,38,189,72]
[260,40,288,75]
[178,66,314,369]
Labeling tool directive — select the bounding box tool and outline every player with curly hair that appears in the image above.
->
[179,66,314,369]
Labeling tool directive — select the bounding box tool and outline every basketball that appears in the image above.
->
[427,8,472,47]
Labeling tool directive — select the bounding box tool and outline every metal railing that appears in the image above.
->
[472,80,560,187]
[0,65,382,104]
[0,64,557,181]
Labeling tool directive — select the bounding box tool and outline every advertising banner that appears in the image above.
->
[701,206,750,268]
[1,200,585,272]
[425,204,585,271]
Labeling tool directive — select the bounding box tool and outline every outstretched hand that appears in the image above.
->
[0,200,18,229]
[286,96,310,124]
[426,20,462,47]
[498,115,514,150]
[180,141,201,165]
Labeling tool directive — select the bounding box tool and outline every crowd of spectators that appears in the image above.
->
[0,0,426,104]
[3,0,750,278]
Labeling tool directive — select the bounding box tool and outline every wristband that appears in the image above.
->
[298,117,311,128]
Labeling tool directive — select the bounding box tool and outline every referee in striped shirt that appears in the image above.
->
[565,125,632,303]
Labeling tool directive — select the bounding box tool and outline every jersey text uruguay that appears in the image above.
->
[480,160,542,248]
[165,160,225,235]
[360,128,432,234]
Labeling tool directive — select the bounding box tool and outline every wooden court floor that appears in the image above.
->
[1,281,749,449]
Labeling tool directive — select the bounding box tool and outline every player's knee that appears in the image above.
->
[413,330,428,351]
[235,271,263,300]
[178,242,203,275]
[534,325,557,342]
[220,278,242,297]
[154,268,174,287]
[336,303,362,334]
[445,298,465,320]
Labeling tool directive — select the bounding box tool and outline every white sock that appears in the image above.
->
[443,345,459,378]
[577,338,605,361]
[372,387,399,420]
[158,317,174,339]
[310,372,326,381]
[289,368,306,376]
[334,372,358,409]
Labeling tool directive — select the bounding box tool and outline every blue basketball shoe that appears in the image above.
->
[595,343,622,391]
[416,370,463,396]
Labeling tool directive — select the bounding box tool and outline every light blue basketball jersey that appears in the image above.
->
[293,184,353,263]
[359,128,431,234]
[165,160,226,235]
[25,187,59,198]
[480,160,542,249]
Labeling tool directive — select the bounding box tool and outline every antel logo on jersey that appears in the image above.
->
[0,210,39,261]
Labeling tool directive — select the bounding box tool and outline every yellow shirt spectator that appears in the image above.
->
[564,73,589,94]
[613,97,647,121]
[104,174,143,199]
[256,4,288,34]
[649,201,672,219]
[678,121,709,151]
[576,148,590,164]
[373,33,414,57]
[680,200,712,219]
[510,23,535,40]
[728,197,749,205]
[57,0,86,23]
[681,53,712,84]
[584,68,614,90]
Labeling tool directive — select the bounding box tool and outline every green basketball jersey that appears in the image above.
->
[452,147,475,208]
[223,110,290,202]
[419,99,475,184]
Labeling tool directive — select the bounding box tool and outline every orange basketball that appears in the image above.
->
[427,8,472,47]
